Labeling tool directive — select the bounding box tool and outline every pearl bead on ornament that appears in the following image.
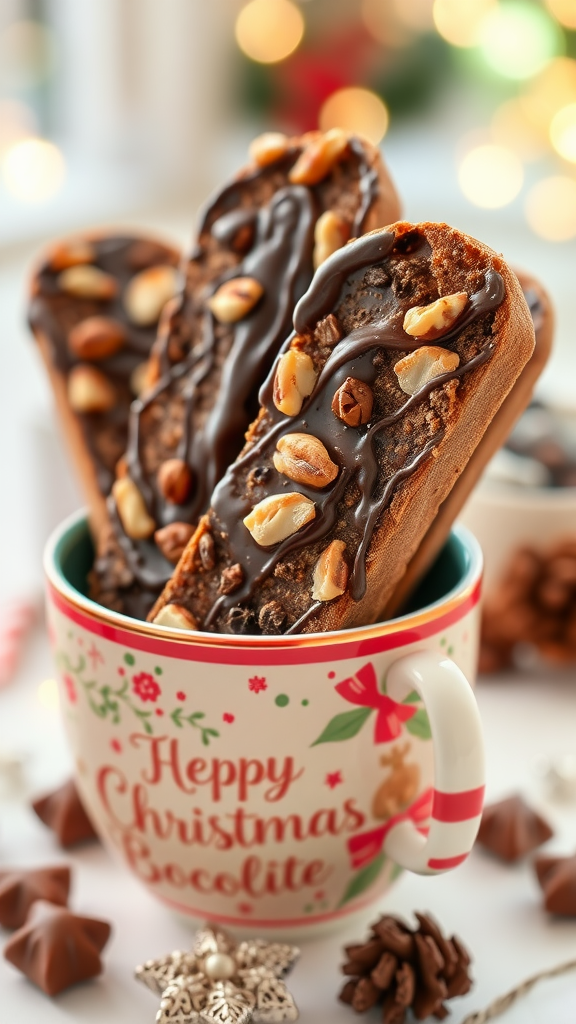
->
[203,952,236,981]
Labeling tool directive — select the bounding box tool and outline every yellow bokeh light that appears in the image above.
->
[2,137,65,202]
[545,0,576,30]
[527,57,576,130]
[479,2,562,81]
[235,0,304,64]
[458,144,524,208]
[525,175,576,240]
[319,87,389,145]
[392,0,434,32]
[362,0,433,46]
[433,0,496,47]
[491,98,548,160]
[37,678,60,711]
[550,103,576,161]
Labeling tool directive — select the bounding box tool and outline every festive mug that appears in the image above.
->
[45,510,485,933]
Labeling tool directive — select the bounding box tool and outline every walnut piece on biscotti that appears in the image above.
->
[149,221,535,635]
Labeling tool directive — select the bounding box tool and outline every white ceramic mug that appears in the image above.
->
[45,511,485,933]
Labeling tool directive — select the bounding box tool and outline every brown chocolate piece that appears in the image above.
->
[91,130,399,619]
[4,900,111,995]
[29,232,180,550]
[476,794,553,862]
[534,853,576,915]
[480,539,576,673]
[32,778,99,847]
[0,866,71,929]
[339,912,472,1024]
[150,221,534,635]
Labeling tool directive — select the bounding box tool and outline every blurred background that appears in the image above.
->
[2,0,576,602]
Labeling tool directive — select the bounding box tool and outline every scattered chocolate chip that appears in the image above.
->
[218,563,244,595]
[476,794,553,862]
[198,531,216,571]
[535,853,576,915]
[0,867,71,929]
[4,901,111,996]
[258,600,287,634]
[227,607,257,634]
[32,779,99,848]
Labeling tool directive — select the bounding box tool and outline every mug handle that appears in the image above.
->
[382,651,485,875]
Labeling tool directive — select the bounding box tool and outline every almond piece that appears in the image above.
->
[68,316,127,360]
[207,277,264,323]
[243,492,315,547]
[288,128,349,185]
[403,292,468,341]
[249,131,290,167]
[124,265,179,326]
[154,522,194,564]
[273,432,338,488]
[273,348,317,416]
[130,357,160,397]
[153,603,199,631]
[57,265,118,300]
[112,477,156,540]
[49,239,96,272]
[157,458,193,505]
[331,377,373,426]
[67,365,116,413]
[312,540,349,601]
[313,211,350,270]
[394,345,460,396]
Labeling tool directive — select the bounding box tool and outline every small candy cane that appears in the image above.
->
[0,601,37,688]
[461,956,576,1024]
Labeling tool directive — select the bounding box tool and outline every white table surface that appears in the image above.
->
[1,622,576,1024]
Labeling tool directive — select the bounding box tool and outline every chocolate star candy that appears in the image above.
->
[476,794,553,862]
[4,900,111,995]
[535,854,576,915]
[0,866,71,929]
[32,778,99,847]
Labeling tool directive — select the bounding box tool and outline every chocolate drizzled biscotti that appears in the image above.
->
[92,130,400,618]
[150,221,535,635]
[29,232,180,542]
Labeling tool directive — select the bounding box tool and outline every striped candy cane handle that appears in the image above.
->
[383,651,485,875]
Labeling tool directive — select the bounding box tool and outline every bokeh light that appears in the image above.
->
[2,138,65,202]
[491,98,547,161]
[527,57,576,131]
[235,0,304,64]
[433,0,496,48]
[458,144,524,208]
[478,2,562,81]
[0,20,56,91]
[319,87,389,145]
[525,175,576,240]
[545,0,576,30]
[0,99,37,157]
[392,0,434,32]
[37,678,60,711]
[550,103,576,162]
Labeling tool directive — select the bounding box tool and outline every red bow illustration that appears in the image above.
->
[347,787,434,870]
[335,662,417,744]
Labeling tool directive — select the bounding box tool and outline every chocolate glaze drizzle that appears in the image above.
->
[205,229,505,632]
[117,139,381,595]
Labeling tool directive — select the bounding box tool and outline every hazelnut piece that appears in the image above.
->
[68,316,127,361]
[332,377,373,427]
[157,459,193,505]
[154,522,194,564]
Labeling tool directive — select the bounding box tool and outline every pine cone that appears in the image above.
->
[339,912,472,1023]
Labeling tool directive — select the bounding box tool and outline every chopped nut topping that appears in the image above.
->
[153,603,198,631]
[312,540,349,601]
[198,531,216,571]
[273,348,317,416]
[314,314,342,349]
[243,492,316,547]
[49,239,96,272]
[157,458,193,505]
[273,432,338,488]
[124,265,179,326]
[130,356,160,397]
[154,522,194,564]
[207,277,264,323]
[403,292,468,341]
[249,131,290,167]
[288,128,349,185]
[68,316,127,361]
[227,607,256,635]
[112,477,156,540]
[57,265,118,300]
[313,211,349,269]
[394,345,460,396]
[218,563,244,595]
[67,365,116,413]
[258,600,287,634]
[331,377,373,427]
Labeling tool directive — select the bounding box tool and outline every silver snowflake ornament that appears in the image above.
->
[135,924,299,1024]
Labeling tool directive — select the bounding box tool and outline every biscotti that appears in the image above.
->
[150,221,535,635]
[92,130,401,618]
[28,232,180,542]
